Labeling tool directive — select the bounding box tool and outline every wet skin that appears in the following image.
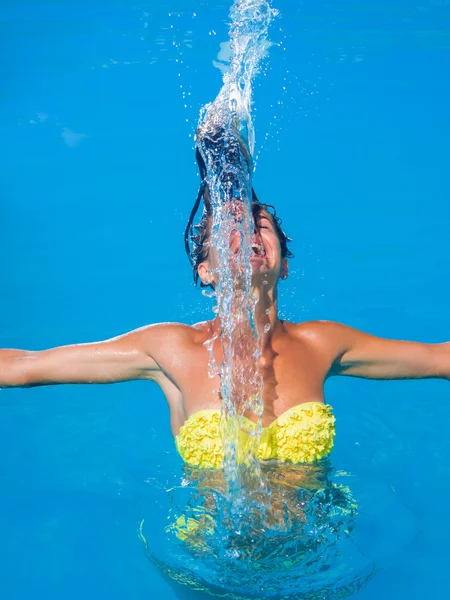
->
[0,210,449,436]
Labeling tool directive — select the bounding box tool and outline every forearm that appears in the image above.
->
[0,349,35,388]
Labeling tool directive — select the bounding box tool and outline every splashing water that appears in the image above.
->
[196,0,277,526]
[141,4,377,596]
[147,463,373,599]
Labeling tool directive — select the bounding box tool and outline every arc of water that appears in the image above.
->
[195,0,278,520]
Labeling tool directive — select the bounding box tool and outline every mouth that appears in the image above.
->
[251,241,266,258]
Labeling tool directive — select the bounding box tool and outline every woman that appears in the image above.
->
[0,139,449,468]
[2,135,446,597]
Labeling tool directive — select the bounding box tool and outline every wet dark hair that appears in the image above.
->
[184,147,294,287]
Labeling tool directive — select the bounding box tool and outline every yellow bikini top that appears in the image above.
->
[175,402,335,469]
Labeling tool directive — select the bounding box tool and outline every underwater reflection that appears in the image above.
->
[142,460,376,599]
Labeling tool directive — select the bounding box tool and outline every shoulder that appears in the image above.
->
[287,320,358,355]
[125,320,210,351]
[289,319,348,339]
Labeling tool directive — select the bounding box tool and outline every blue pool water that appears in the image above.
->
[1,1,450,598]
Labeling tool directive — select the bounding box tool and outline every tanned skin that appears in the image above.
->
[1,210,449,437]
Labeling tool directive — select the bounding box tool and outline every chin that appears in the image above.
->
[251,267,276,283]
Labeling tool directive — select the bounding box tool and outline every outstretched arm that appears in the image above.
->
[0,325,168,388]
[314,321,450,380]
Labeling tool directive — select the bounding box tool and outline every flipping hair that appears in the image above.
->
[184,148,294,287]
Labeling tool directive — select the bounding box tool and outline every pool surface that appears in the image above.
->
[1,1,450,598]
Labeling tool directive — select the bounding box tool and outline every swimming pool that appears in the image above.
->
[1,0,450,598]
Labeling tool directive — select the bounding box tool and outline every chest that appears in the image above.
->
[163,333,331,429]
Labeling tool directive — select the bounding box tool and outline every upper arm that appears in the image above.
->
[13,325,168,387]
[311,321,450,381]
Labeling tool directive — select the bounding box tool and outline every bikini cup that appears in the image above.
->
[175,402,336,469]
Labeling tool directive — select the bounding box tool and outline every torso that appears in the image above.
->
[149,320,337,436]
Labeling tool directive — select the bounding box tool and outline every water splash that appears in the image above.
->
[195,0,278,525]
[146,463,374,599]
[140,7,378,593]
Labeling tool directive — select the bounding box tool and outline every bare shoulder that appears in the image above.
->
[122,320,213,361]
[287,319,345,338]
[286,319,356,355]
[127,321,206,349]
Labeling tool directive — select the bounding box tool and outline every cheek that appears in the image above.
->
[207,247,219,268]
[263,231,280,252]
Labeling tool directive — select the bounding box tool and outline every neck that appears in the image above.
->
[252,282,281,346]
[210,282,281,348]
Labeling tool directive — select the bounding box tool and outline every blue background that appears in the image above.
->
[1,1,450,598]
